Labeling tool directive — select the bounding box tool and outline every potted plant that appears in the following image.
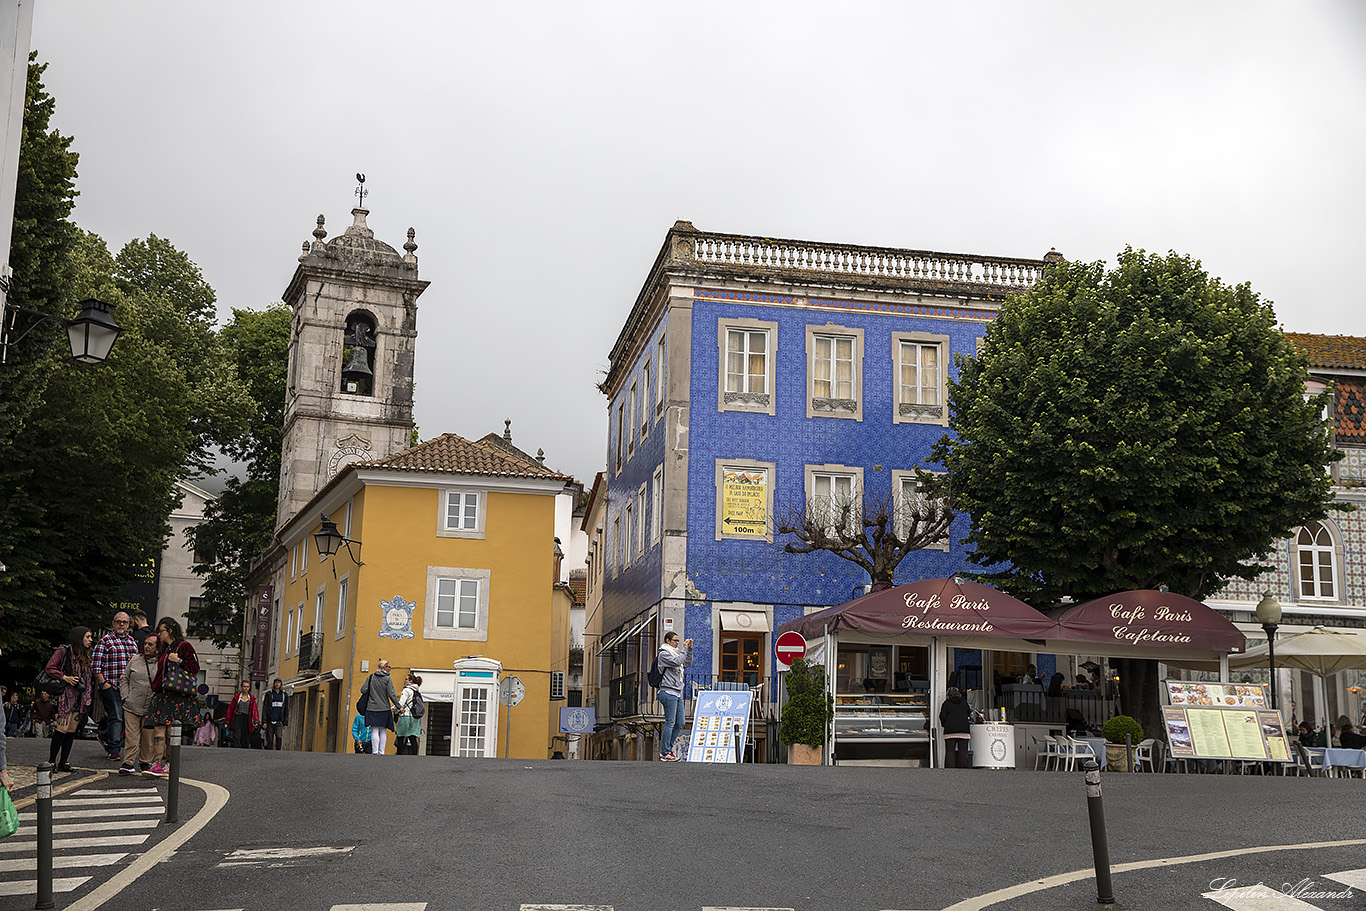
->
[1101,715,1143,772]
[781,657,834,765]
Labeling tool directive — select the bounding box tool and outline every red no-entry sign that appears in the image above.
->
[775,631,807,667]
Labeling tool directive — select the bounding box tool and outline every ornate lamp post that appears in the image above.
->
[2,298,121,364]
[1255,591,1282,710]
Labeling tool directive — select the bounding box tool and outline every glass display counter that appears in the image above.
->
[832,693,930,766]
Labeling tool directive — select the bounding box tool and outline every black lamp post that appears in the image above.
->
[212,617,230,639]
[1255,591,1282,710]
[314,513,363,565]
[2,298,122,364]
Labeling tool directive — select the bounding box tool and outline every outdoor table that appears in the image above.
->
[1077,736,1108,770]
[1321,747,1366,776]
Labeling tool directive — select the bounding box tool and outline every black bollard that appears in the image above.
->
[35,763,53,910]
[1083,758,1115,905]
[1125,732,1132,773]
[166,722,181,824]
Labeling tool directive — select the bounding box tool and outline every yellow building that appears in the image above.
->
[274,432,573,758]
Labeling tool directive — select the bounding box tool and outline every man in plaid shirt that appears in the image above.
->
[92,611,138,761]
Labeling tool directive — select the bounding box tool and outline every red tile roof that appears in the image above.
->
[1285,333,1366,370]
[359,433,572,481]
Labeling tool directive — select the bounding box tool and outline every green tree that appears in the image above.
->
[933,248,1339,737]
[185,304,290,648]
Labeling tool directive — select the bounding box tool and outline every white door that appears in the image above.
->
[453,682,497,758]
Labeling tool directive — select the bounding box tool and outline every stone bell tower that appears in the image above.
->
[277,204,430,528]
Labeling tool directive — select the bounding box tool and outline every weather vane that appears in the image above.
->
[354,172,368,207]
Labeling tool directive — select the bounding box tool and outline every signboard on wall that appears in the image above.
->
[251,585,274,682]
[687,690,753,763]
[720,467,769,538]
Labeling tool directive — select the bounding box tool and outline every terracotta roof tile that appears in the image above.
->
[567,575,587,605]
[358,433,571,482]
[1285,333,1366,370]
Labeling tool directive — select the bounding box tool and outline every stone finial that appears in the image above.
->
[536,448,545,464]
[672,219,698,232]
[1043,247,1066,263]
[403,227,418,264]
[348,208,374,239]
[311,215,327,252]
[299,241,311,262]
[503,419,512,442]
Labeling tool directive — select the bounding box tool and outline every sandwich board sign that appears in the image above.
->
[687,689,753,763]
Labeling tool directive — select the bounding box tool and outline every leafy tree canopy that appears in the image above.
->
[933,247,1338,606]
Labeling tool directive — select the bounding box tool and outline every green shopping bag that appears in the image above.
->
[0,789,17,839]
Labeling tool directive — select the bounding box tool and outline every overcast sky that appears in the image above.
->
[30,1,1366,486]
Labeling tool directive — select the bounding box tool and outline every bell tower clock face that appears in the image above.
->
[328,434,372,477]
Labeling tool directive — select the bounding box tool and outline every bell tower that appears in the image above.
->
[277,203,430,528]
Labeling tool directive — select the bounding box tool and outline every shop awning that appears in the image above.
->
[720,609,770,632]
[1049,590,1246,654]
[597,617,649,655]
[776,578,1057,641]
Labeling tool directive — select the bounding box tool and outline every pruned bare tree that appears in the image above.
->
[775,470,955,590]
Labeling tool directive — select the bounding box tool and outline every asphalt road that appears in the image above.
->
[3,735,1364,911]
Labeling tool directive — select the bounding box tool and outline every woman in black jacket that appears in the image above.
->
[939,687,974,769]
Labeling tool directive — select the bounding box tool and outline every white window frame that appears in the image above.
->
[651,465,663,545]
[550,669,566,701]
[336,574,349,638]
[806,323,864,421]
[641,362,651,440]
[624,501,634,568]
[314,586,326,638]
[628,380,637,457]
[285,601,295,657]
[343,498,354,538]
[656,333,667,419]
[892,331,949,426]
[613,516,622,576]
[805,463,864,537]
[717,317,778,415]
[1294,521,1340,602]
[438,488,486,539]
[300,533,308,574]
[290,545,297,581]
[636,484,648,557]
[615,401,626,472]
[424,566,492,641]
[891,469,950,552]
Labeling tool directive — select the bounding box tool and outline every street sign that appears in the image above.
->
[775,631,807,666]
[498,676,525,707]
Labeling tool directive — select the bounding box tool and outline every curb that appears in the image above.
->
[11,769,110,810]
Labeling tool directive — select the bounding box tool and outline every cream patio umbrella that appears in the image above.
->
[1229,626,1366,677]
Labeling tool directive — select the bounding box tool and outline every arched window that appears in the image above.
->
[340,313,377,396]
[1296,522,1337,601]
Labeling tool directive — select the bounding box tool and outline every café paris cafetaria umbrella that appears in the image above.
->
[1229,626,1366,678]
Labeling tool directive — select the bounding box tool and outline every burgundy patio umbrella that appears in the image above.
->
[777,577,1057,641]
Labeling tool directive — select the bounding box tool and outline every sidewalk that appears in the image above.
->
[4,732,114,808]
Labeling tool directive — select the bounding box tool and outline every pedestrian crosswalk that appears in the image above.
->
[1202,868,1365,910]
[0,787,162,901]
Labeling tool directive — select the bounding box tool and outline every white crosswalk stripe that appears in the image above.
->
[330,905,429,910]
[0,789,165,901]
[1202,867,1366,910]
[520,906,614,910]
[217,845,357,868]
[1322,868,1366,889]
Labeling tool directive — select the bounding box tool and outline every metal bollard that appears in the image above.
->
[1125,733,1133,772]
[35,763,53,910]
[1083,759,1115,905]
[166,722,181,824]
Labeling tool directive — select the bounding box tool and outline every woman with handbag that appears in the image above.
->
[46,627,94,772]
[116,633,161,775]
[141,618,199,779]
[360,658,400,755]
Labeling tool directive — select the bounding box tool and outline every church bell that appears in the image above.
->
[342,344,373,386]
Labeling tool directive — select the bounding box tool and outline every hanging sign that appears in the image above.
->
[251,584,274,682]
[720,467,769,538]
[686,690,753,763]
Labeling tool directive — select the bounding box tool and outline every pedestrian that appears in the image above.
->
[395,672,422,755]
[128,609,152,647]
[46,626,94,773]
[224,681,259,749]
[3,693,22,737]
[939,686,974,768]
[30,691,54,739]
[352,712,372,753]
[116,632,160,775]
[91,610,138,762]
[655,632,693,761]
[193,713,217,747]
[360,658,400,755]
[262,678,288,749]
[142,617,200,780]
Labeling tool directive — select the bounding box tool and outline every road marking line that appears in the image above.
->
[331,905,429,910]
[891,837,1366,911]
[60,777,230,911]
[20,806,166,821]
[67,789,149,796]
[704,907,797,910]
[0,876,90,896]
[14,818,161,834]
[0,852,128,873]
[519,906,613,910]
[56,796,164,806]
[1323,868,1366,889]
[1201,883,1326,910]
[0,834,150,853]
[218,845,356,867]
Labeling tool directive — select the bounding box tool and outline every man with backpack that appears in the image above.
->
[263,678,288,750]
[654,632,693,761]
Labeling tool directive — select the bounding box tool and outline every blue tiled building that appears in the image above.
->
[593,221,1055,760]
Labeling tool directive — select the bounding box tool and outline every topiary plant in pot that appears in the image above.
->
[1102,714,1144,772]
[781,656,834,765]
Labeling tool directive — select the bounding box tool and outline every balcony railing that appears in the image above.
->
[609,671,784,721]
[298,632,322,673]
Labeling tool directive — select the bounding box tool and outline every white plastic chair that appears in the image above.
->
[1053,735,1096,772]
[1132,738,1157,772]
[1032,735,1058,771]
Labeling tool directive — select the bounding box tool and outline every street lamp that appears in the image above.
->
[1255,591,1282,710]
[2,298,122,364]
[313,513,363,565]
[212,617,230,639]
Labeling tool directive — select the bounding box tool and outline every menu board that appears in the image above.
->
[1166,680,1267,709]
[687,690,754,763]
[1160,703,1291,762]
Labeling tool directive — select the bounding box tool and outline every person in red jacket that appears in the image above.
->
[224,681,259,749]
